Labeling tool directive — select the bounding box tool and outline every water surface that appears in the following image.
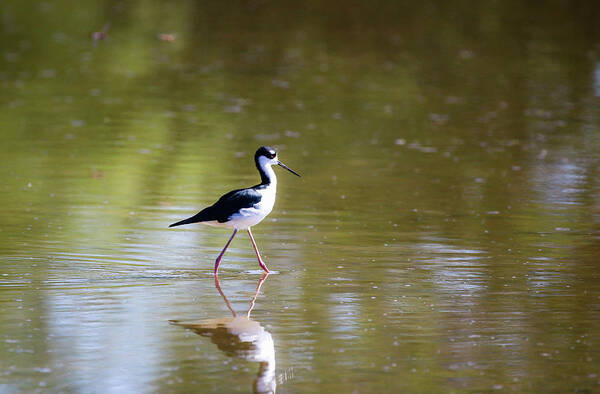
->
[1,1,600,392]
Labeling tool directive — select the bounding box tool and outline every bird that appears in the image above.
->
[169,146,300,274]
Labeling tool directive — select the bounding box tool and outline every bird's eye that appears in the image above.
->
[268,152,276,159]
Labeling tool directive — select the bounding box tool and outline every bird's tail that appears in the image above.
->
[169,208,214,228]
[169,216,199,227]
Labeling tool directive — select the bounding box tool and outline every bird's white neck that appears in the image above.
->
[257,156,277,187]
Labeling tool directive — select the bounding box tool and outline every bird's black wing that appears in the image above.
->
[169,187,262,227]
[212,188,262,222]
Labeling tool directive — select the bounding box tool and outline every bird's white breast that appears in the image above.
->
[254,185,276,215]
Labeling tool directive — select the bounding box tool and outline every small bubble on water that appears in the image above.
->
[284,130,301,138]
[271,79,290,89]
[40,69,55,78]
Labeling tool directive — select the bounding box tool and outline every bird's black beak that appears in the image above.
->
[277,161,301,177]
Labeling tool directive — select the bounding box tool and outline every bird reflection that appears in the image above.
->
[170,273,275,393]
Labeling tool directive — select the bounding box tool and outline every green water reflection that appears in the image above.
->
[1,0,600,392]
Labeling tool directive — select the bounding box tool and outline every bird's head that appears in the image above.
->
[255,146,300,177]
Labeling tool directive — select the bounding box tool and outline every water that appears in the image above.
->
[1,1,600,392]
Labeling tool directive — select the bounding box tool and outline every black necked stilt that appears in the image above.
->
[169,146,300,274]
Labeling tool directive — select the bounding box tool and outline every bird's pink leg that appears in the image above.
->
[247,228,270,273]
[214,229,237,274]
[247,272,269,318]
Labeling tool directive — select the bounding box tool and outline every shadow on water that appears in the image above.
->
[170,273,276,394]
